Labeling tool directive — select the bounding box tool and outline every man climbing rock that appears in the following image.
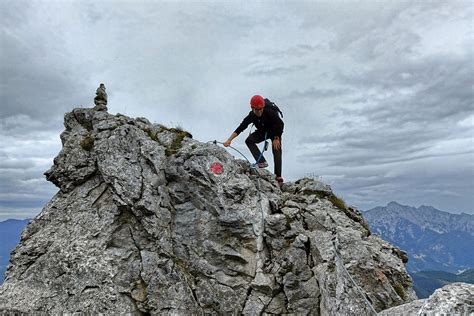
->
[224,95,284,184]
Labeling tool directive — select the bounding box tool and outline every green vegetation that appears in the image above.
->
[303,189,347,211]
[393,282,406,299]
[284,214,294,226]
[83,122,93,131]
[166,135,185,156]
[164,127,193,157]
[141,127,159,142]
[140,124,193,156]
[283,239,292,248]
[328,194,347,211]
[303,189,371,233]
[80,134,95,151]
[172,256,189,271]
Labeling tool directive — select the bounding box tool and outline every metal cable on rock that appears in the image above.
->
[208,140,252,164]
[210,138,376,313]
[208,139,267,234]
[332,232,378,316]
[256,176,265,232]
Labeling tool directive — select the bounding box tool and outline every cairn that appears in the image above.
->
[93,83,108,111]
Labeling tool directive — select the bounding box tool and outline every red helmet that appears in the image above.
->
[250,95,265,109]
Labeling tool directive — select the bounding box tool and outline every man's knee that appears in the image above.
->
[245,137,253,146]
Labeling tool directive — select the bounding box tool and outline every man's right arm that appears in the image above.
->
[224,113,252,147]
[224,132,238,147]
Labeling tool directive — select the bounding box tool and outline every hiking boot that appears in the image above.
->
[258,161,269,168]
[276,176,284,185]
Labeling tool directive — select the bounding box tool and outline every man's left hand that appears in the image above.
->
[272,138,281,150]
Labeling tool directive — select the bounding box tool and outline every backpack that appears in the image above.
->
[264,98,283,118]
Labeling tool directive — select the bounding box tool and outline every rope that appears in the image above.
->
[331,231,378,315]
[256,176,265,230]
[210,137,267,271]
[251,169,267,275]
[211,138,374,313]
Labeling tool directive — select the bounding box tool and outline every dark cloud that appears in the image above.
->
[339,54,472,102]
[294,49,473,169]
[0,114,63,137]
[335,159,474,213]
[0,3,92,125]
[0,158,36,170]
[0,167,57,221]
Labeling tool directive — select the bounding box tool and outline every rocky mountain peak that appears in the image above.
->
[387,201,403,207]
[364,202,474,273]
[0,105,417,314]
[366,202,474,236]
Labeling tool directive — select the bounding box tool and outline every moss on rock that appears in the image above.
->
[80,134,95,151]
[164,127,193,156]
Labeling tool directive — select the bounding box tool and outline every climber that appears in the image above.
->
[224,95,284,184]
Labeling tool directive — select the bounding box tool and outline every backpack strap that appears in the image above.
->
[264,98,283,118]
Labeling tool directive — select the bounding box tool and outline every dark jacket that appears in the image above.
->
[234,107,284,140]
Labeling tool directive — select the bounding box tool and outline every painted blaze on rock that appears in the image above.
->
[210,162,224,175]
[0,107,416,315]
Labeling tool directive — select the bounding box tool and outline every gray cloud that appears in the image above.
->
[0,2,94,130]
[0,158,36,170]
[338,157,474,213]
[245,64,307,77]
[255,44,327,60]
[295,51,473,170]
[0,0,472,219]
[285,87,353,100]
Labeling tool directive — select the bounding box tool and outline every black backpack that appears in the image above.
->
[264,98,283,118]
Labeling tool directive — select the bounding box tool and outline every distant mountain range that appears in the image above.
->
[0,219,30,282]
[364,201,474,273]
[363,202,474,298]
[411,269,474,298]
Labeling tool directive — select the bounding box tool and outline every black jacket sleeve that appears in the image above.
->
[234,112,254,135]
[267,110,284,139]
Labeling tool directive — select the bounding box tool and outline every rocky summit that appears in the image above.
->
[0,106,416,314]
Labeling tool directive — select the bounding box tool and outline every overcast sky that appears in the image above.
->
[1,0,473,220]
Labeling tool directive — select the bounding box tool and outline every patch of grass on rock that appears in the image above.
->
[80,134,95,151]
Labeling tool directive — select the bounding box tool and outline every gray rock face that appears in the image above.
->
[379,283,474,315]
[0,107,416,314]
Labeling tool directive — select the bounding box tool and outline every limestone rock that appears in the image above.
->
[379,283,474,315]
[0,107,416,314]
